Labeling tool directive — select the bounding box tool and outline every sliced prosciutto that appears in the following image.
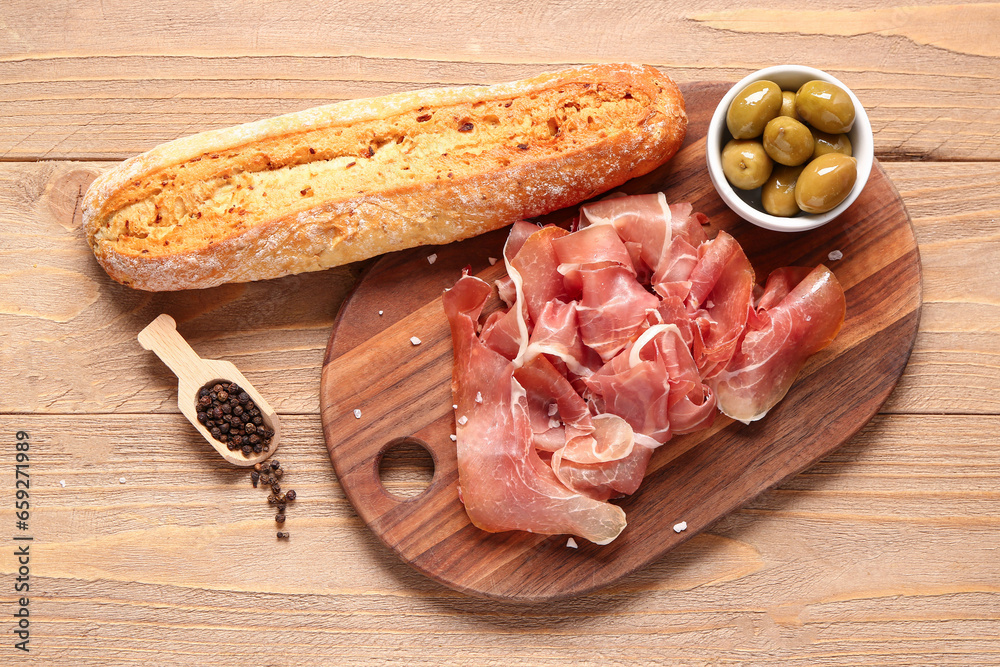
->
[443,272,627,545]
[444,192,846,544]
[712,265,846,423]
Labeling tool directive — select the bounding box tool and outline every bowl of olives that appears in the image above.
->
[706,65,873,232]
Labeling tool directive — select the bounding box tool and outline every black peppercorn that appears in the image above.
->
[278,504,286,513]
[251,471,259,487]
[285,490,296,501]
[277,532,289,539]
[275,514,285,523]
[273,468,283,479]
[267,494,277,505]
[196,380,273,456]
[271,483,281,494]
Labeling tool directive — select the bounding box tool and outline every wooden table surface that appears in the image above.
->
[2,2,999,665]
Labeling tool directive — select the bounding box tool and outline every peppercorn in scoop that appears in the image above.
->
[196,381,274,456]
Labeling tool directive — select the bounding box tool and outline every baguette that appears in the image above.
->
[83,63,687,291]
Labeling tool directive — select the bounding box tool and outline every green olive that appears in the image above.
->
[763,116,815,166]
[811,129,853,159]
[795,80,856,134]
[722,139,773,190]
[762,165,805,217]
[779,91,800,120]
[726,80,782,139]
[795,153,858,214]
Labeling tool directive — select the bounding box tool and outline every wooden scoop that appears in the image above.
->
[138,313,280,466]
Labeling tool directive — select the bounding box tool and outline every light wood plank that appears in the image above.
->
[2,1,1000,160]
[1,161,997,415]
[0,413,996,664]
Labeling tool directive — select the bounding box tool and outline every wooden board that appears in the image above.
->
[320,82,921,602]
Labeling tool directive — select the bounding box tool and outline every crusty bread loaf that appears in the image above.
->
[83,63,687,291]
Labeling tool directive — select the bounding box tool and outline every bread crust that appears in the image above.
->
[84,63,687,291]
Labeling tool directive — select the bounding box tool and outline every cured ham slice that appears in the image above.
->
[443,272,627,545]
[712,265,846,423]
[444,192,846,544]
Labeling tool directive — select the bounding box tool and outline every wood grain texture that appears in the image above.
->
[1,413,997,664]
[2,1,1000,662]
[2,1,1000,161]
[0,158,998,416]
[320,83,921,600]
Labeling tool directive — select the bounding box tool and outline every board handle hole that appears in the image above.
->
[378,438,435,500]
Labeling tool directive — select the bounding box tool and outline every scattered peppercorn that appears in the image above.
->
[275,514,285,523]
[285,490,296,501]
[251,471,259,487]
[277,532,289,539]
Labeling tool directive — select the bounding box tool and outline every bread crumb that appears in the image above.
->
[566,537,578,548]
[828,250,843,261]
[427,253,438,265]
[410,336,422,345]
[353,408,362,419]
[673,521,687,533]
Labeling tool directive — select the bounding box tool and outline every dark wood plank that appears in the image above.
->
[320,82,922,601]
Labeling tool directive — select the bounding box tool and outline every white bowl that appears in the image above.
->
[706,65,874,232]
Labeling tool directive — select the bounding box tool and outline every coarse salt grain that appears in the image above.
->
[488,257,498,266]
[673,521,688,533]
[453,404,458,409]
[427,253,438,265]
[828,250,843,261]
[353,408,362,419]
[378,310,384,316]
[450,434,457,442]
[566,537,579,549]
[547,403,558,416]
[59,480,66,488]
[548,418,561,429]
[475,391,483,403]
[457,415,469,426]
[119,477,126,484]
[410,336,422,345]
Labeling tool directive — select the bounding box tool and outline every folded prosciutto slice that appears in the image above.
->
[444,192,846,544]
[444,273,627,545]
[712,265,846,423]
